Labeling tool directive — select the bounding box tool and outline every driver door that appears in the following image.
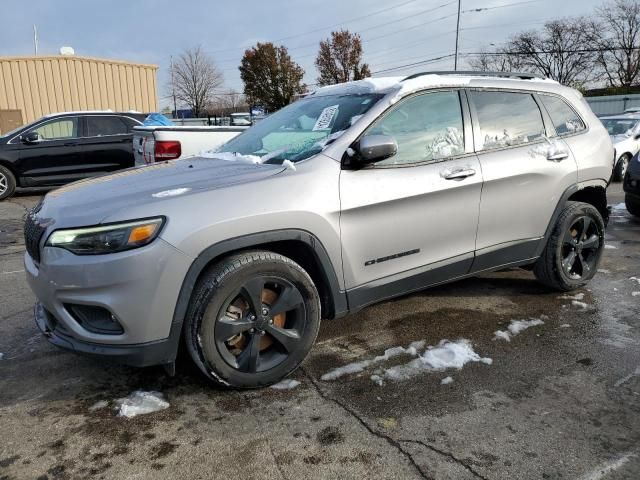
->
[339,90,483,305]
[18,116,84,186]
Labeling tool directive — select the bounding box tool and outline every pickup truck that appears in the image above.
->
[133,126,247,165]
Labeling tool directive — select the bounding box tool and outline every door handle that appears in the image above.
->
[441,167,476,180]
[547,151,569,162]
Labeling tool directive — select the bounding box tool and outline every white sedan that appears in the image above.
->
[600,113,640,181]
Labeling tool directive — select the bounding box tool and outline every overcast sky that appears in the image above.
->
[1,0,603,108]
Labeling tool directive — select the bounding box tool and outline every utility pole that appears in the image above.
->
[454,0,461,70]
[33,24,38,55]
[170,55,177,118]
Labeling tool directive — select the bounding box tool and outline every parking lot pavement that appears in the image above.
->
[1,185,639,480]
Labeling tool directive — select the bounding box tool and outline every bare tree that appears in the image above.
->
[467,48,524,72]
[170,46,223,117]
[220,89,246,112]
[588,0,640,87]
[315,30,371,86]
[505,18,597,86]
[239,42,306,111]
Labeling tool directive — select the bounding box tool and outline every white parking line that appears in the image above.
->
[1,270,24,275]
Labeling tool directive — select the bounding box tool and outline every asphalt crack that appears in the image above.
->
[301,367,433,480]
[399,439,491,480]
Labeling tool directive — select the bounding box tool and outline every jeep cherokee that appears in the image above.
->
[24,72,614,388]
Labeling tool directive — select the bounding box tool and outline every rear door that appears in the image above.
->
[468,89,578,270]
[339,89,483,300]
[79,115,136,173]
[17,116,84,186]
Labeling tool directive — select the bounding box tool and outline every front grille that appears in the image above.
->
[24,212,46,263]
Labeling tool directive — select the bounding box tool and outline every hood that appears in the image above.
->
[36,157,285,228]
[610,134,633,145]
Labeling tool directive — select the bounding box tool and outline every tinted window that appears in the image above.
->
[539,95,585,135]
[86,116,128,137]
[470,91,545,150]
[122,117,143,132]
[365,91,465,166]
[33,117,79,140]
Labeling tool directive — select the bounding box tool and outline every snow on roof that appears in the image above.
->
[311,73,558,101]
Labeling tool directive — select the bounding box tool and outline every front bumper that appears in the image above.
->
[25,237,193,366]
[34,302,177,367]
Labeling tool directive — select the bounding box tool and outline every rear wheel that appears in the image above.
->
[613,154,630,182]
[184,251,320,388]
[626,194,640,217]
[0,165,16,201]
[534,202,605,291]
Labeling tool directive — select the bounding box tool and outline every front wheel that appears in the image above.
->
[626,194,640,217]
[534,202,605,291]
[613,154,630,182]
[0,165,16,201]
[184,251,321,388]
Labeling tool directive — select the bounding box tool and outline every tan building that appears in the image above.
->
[0,55,158,134]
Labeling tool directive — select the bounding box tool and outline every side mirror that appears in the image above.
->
[634,133,640,140]
[22,131,40,144]
[345,135,398,169]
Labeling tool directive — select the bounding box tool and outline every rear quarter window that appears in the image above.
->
[539,95,585,136]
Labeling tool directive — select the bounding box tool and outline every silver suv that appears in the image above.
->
[25,72,614,388]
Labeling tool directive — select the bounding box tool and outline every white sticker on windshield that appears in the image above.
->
[313,105,339,131]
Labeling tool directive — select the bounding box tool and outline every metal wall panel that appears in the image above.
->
[0,55,158,132]
[585,94,640,116]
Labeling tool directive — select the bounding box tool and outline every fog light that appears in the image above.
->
[65,304,124,335]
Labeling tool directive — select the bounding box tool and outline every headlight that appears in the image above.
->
[45,217,164,255]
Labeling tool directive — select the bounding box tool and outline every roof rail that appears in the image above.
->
[402,71,541,81]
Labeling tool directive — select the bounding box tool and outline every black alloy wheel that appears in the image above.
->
[561,216,601,280]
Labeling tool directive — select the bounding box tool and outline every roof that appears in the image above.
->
[310,72,560,99]
[0,55,158,69]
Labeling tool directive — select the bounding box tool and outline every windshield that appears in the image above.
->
[217,93,384,163]
[601,118,639,136]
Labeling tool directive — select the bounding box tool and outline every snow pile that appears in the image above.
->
[605,244,618,250]
[270,379,301,390]
[152,187,191,198]
[282,160,296,171]
[441,376,454,385]
[611,203,627,211]
[382,340,492,381]
[493,318,545,342]
[320,341,425,381]
[199,151,264,164]
[630,277,640,285]
[115,391,169,418]
[632,292,640,297]
[312,77,403,97]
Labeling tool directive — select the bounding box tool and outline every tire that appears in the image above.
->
[0,165,16,201]
[612,154,630,182]
[534,201,605,291]
[184,250,321,388]
[626,194,640,217]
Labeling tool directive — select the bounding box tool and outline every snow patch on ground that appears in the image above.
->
[559,293,585,301]
[632,291,640,297]
[0,353,4,360]
[440,376,454,385]
[320,341,425,381]
[494,318,545,342]
[611,202,627,211]
[630,277,640,285]
[605,244,617,250]
[572,300,590,310]
[89,400,109,412]
[597,269,610,274]
[381,340,492,381]
[115,391,169,418]
[270,379,301,390]
[560,324,571,328]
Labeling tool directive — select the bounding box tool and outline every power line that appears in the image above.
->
[372,53,456,74]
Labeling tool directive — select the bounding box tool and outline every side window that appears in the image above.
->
[121,117,142,132]
[364,90,465,166]
[470,91,545,150]
[539,95,585,135]
[32,117,79,140]
[86,116,129,137]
